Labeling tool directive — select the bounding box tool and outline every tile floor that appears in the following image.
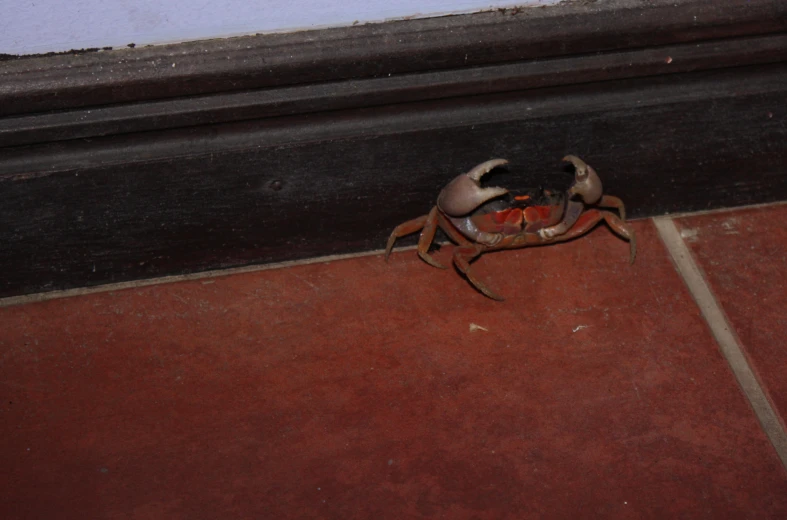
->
[1,203,786,519]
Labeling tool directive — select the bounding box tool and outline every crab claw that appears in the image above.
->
[437,159,510,217]
[563,155,602,205]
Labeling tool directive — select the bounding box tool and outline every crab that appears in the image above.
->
[384,156,636,301]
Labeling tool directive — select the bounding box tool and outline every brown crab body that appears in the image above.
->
[385,156,636,300]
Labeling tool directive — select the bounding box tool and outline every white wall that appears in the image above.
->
[0,0,562,56]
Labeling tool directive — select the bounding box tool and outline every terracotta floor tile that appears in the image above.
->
[1,220,786,519]
[676,204,787,424]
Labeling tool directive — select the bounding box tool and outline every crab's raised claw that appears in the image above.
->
[563,155,602,205]
[562,155,587,172]
[466,158,510,182]
[437,159,510,217]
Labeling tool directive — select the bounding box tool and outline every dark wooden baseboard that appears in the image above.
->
[1,0,786,297]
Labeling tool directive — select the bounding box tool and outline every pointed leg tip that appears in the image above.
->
[418,252,447,270]
[478,286,505,301]
[430,255,449,269]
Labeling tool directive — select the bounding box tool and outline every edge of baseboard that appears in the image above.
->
[5,199,787,309]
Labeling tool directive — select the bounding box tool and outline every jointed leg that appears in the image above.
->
[551,209,636,264]
[597,195,627,221]
[549,210,605,243]
[417,207,447,269]
[437,213,504,300]
[385,214,429,261]
[452,245,504,301]
[602,212,636,264]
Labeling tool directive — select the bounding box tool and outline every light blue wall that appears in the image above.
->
[0,0,562,55]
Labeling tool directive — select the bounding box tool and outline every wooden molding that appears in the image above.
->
[2,32,786,148]
[2,0,785,116]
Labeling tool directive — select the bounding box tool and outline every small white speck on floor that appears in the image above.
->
[680,228,699,241]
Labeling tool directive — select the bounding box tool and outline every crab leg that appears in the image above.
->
[384,208,447,268]
[452,244,505,301]
[384,214,429,261]
[436,212,505,300]
[417,207,447,269]
[604,212,637,264]
[551,209,636,264]
[597,195,627,221]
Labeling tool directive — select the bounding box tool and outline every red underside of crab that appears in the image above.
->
[472,204,562,236]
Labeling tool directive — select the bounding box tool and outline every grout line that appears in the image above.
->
[654,216,787,470]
